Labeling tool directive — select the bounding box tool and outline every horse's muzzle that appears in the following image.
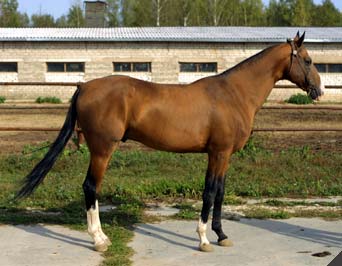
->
[308,83,325,100]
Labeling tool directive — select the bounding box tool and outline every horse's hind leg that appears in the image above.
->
[83,142,118,252]
[197,150,232,252]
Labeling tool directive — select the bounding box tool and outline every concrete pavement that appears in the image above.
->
[0,224,103,266]
[0,217,341,266]
[129,218,342,266]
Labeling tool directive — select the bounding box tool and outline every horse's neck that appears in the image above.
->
[226,44,290,112]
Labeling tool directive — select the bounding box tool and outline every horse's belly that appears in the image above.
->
[126,125,207,153]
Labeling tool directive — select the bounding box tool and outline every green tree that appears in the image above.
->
[312,0,342,26]
[266,0,292,26]
[292,0,314,26]
[0,0,27,27]
[240,0,265,26]
[121,0,154,26]
[56,15,68,27]
[106,0,120,26]
[31,14,56,27]
[19,12,29,26]
[121,0,139,26]
[67,4,85,27]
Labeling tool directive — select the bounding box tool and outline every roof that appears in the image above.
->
[0,27,341,43]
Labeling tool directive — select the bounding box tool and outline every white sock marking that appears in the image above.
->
[196,218,210,246]
[86,200,110,246]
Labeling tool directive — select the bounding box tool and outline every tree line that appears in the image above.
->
[0,0,341,27]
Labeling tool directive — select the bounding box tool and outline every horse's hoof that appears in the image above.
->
[199,243,214,252]
[218,239,233,247]
[94,242,108,252]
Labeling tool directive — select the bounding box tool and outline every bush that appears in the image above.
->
[285,93,313,104]
[35,96,62,104]
[0,96,5,104]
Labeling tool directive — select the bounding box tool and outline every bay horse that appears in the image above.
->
[17,32,324,252]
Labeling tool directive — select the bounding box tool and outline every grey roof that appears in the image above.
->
[0,27,341,43]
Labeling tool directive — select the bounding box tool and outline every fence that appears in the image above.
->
[0,82,341,133]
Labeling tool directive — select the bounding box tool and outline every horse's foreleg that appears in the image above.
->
[197,151,231,252]
[83,147,115,252]
[212,175,233,247]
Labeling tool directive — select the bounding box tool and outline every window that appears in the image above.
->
[180,62,217,73]
[113,62,151,72]
[314,63,342,73]
[0,62,17,72]
[47,62,85,72]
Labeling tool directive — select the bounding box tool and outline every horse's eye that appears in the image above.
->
[305,58,312,66]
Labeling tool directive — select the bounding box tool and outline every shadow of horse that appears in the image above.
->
[134,223,199,251]
[234,217,342,248]
[15,224,94,250]
[131,213,341,250]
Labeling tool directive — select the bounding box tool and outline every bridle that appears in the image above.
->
[287,39,310,87]
[287,39,297,76]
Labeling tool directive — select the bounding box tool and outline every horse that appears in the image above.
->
[17,32,324,252]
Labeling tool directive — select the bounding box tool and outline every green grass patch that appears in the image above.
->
[0,141,342,264]
[243,207,342,220]
[35,96,62,104]
[173,203,198,220]
[285,93,313,104]
[291,209,342,220]
[224,195,247,205]
[0,96,6,103]
[263,199,341,207]
[244,207,291,219]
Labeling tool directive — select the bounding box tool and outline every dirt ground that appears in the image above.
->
[0,104,341,154]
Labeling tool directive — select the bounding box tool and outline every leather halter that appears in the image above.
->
[287,39,311,90]
[287,39,298,76]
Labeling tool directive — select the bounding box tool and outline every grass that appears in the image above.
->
[0,96,6,103]
[285,93,313,104]
[263,199,342,207]
[173,203,198,220]
[1,139,341,205]
[0,140,341,264]
[243,207,342,220]
[244,207,291,219]
[35,96,62,104]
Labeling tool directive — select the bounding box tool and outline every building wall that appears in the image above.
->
[0,41,341,102]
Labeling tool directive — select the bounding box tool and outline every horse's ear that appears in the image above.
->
[294,31,300,41]
[295,31,305,48]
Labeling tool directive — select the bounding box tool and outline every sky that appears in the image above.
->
[17,0,342,19]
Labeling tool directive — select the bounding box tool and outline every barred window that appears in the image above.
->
[113,62,151,72]
[0,62,18,72]
[47,62,85,72]
[315,63,342,73]
[180,62,217,73]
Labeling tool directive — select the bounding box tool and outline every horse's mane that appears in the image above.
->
[218,44,279,77]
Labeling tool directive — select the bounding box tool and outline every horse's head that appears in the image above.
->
[286,31,324,100]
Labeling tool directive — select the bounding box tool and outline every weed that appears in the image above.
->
[35,96,62,104]
[292,209,342,220]
[244,207,291,219]
[0,96,6,103]
[224,195,247,205]
[285,93,313,104]
[173,203,198,220]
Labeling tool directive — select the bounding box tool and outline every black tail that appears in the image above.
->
[16,85,81,199]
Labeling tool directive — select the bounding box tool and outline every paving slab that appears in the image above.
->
[0,224,103,266]
[129,218,342,266]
